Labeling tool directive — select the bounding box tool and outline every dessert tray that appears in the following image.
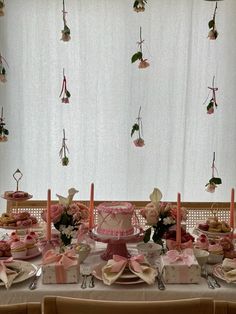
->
[93,263,145,285]
[213,264,236,284]
[1,194,33,202]
[195,225,232,238]
[0,260,37,286]
[0,224,39,230]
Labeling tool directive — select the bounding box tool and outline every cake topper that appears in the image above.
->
[59,68,71,103]
[59,129,69,166]
[131,27,150,69]
[61,0,71,42]
[205,152,222,192]
[131,106,145,147]
[0,107,9,142]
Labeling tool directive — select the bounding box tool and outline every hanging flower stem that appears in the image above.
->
[131,106,145,147]
[0,106,9,142]
[59,129,69,166]
[131,27,150,69]
[205,75,218,114]
[205,152,222,193]
[0,53,8,83]
[208,2,218,39]
[59,68,71,103]
[61,0,71,42]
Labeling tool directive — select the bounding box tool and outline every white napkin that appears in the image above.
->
[0,261,20,289]
[222,258,236,283]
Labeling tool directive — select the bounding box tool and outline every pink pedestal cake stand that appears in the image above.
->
[90,227,144,261]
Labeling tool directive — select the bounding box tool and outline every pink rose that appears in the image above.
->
[41,204,64,224]
[133,138,145,147]
[207,107,214,114]
[170,206,187,222]
[141,202,159,225]
[138,59,150,69]
[208,29,218,40]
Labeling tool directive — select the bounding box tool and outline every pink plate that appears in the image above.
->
[0,224,39,230]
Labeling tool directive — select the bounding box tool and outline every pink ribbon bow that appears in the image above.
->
[42,249,77,269]
[110,254,145,273]
[166,239,193,251]
[166,249,194,267]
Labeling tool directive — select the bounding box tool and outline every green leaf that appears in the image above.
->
[2,68,6,75]
[131,51,142,63]
[64,25,70,34]
[208,19,215,29]
[207,102,214,111]
[3,129,9,135]
[131,123,139,137]
[143,227,152,243]
[133,0,139,8]
[209,177,222,185]
[66,90,71,97]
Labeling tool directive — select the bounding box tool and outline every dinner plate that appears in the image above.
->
[0,250,41,261]
[1,194,33,202]
[92,263,145,285]
[213,264,236,284]
[0,260,37,286]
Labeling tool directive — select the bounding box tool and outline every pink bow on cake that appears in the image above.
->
[166,248,194,267]
[42,249,77,269]
[110,254,145,273]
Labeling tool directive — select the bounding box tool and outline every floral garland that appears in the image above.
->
[133,0,147,13]
[131,106,145,147]
[208,2,218,40]
[0,0,4,17]
[59,68,71,103]
[59,129,69,166]
[131,27,150,69]
[0,54,8,83]
[0,107,8,142]
[205,152,222,193]
[61,0,71,42]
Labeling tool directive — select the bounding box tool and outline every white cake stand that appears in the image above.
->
[89,227,144,261]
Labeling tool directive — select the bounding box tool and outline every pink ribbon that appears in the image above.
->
[166,249,194,267]
[166,239,193,251]
[110,254,145,273]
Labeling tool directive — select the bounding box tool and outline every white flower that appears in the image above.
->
[163,216,175,225]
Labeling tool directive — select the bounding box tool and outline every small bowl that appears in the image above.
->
[207,253,224,265]
[193,248,209,266]
[137,242,162,265]
[75,243,91,263]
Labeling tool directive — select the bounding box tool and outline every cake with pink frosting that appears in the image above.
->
[195,234,209,250]
[24,235,39,256]
[96,202,135,237]
[10,240,27,258]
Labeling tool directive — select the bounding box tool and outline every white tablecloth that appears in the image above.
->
[0,241,236,305]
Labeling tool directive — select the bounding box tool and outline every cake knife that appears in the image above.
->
[29,267,42,290]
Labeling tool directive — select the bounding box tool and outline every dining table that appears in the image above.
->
[0,229,236,305]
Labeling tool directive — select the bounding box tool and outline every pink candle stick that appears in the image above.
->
[176,193,181,249]
[89,183,94,229]
[46,189,52,241]
[230,188,235,231]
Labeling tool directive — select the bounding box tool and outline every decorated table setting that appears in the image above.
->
[0,186,236,305]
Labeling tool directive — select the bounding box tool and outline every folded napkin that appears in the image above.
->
[0,259,20,289]
[102,254,157,285]
[222,258,236,283]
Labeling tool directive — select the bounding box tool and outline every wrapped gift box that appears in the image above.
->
[42,249,80,284]
[160,248,201,284]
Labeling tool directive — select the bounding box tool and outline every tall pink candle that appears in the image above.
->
[89,183,94,229]
[176,193,181,248]
[230,188,235,230]
[46,189,51,241]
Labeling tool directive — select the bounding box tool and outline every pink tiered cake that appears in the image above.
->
[96,202,134,237]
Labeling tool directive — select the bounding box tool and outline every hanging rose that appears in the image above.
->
[61,0,71,42]
[0,1,4,16]
[59,129,69,166]
[131,107,145,148]
[205,152,222,193]
[0,54,8,83]
[203,76,218,114]
[133,0,147,13]
[131,27,150,69]
[59,69,71,104]
[208,2,218,40]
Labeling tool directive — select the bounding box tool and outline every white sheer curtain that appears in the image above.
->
[0,0,236,209]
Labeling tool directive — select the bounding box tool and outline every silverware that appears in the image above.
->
[88,274,95,288]
[201,268,215,289]
[156,269,165,290]
[81,274,88,289]
[29,267,42,290]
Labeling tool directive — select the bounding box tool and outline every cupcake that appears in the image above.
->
[0,241,11,257]
[24,235,39,256]
[27,231,38,242]
[195,234,209,250]
[8,231,20,244]
[10,240,27,259]
[208,242,224,264]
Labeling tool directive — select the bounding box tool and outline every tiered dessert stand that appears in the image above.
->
[90,226,144,260]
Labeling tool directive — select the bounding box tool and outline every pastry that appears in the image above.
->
[10,240,27,259]
[24,235,39,256]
